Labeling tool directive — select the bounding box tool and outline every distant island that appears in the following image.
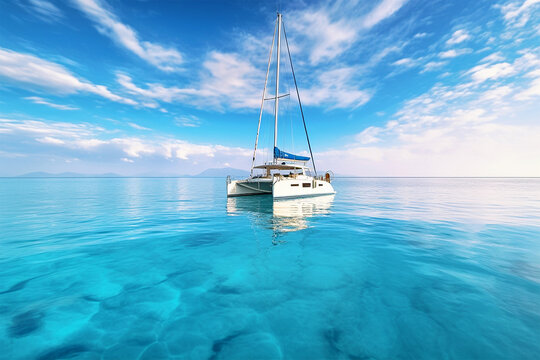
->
[195,168,249,177]
[16,167,250,178]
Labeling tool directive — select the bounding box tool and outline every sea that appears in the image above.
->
[1,177,539,359]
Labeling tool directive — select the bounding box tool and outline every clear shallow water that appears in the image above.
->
[1,177,540,360]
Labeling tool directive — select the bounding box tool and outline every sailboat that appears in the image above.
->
[227,12,336,199]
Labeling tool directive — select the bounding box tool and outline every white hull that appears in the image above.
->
[227,178,273,197]
[227,176,335,198]
[273,177,335,198]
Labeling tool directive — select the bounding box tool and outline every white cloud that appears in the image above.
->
[108,1,405,111]
[392,58,417,67]
[315,47,540,176]
[198,51,263,109]
[36,136,65,145]
[479,85,513,101]
[318,124,540,176]
[0,47,136,105]
[24,96,79,110]
[500,0,540,27]
[468,62,516,82]
[318,100,540,176]
[0,117,252,168]
[362,0,408,29]
[26,0,63,22]
[72,0,183,71]
[116,51,263,109]
[515,75,540,100]
[421,61,447,73]
[446,29,470,45]
[368,45,404,67]
[288,9,357,65]
[356,126,382,144]
[480,52,505,63]
[413,32,428,39]
[116,73,195,102]
[288,0,408,65]
[175,115,200,128]
[438,48,472,58]
[118,51,371,110]
[301,67,371,109]
[128,122,150,131]
[76,138,106,149]
[0,48,86,93]
[0,118,101,138]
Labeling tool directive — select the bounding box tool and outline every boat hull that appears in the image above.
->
[227,179,273,197]
[272,178,335,199]
[227,177,335,198]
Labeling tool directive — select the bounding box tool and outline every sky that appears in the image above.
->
[1,0,540,176]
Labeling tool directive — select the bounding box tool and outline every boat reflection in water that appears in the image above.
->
[227,194,335,244]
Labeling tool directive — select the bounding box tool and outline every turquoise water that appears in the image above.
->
[1,178,540,359]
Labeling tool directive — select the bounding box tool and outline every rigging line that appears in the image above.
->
[251,17,277,176]
[288,83,294,155]
[282,20,318,177]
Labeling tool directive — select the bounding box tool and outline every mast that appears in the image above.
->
[273,12,282,162]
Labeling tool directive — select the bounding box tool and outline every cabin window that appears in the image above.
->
[291,183,299,187]
[318,184,323,186]
[302,183,311,188]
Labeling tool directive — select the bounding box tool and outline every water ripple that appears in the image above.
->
[0,177,539,359]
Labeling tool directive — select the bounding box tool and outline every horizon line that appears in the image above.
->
[3,176,540,179]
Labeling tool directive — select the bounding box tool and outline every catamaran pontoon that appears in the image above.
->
[227,13,336,199]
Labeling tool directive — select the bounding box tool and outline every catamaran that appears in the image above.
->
[227,13,336,199]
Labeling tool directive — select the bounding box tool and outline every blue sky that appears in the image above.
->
[1,0,539,176]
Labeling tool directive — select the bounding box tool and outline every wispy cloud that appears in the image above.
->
[438,48,472,58]
[0,117,101,139]
[288,8,357,65]
[0,117,251,174]
[175,115,200,128]
[116,73,195,102]
[480,52,505,63]
[127,122,150,131]
[362,0,408,29]
[500,0,540,27]
[356,126,382,144]
[198,51,263,109]
[288,0,408,65]
[301,67,371,109]
[36,136,66,145]
[468,62,516,83]
[317,47,540,176]
[116,51,263,109]
[26,0,63,22]
[446,29,470,45]
[413,32,428,39]
[392,57,419,68]
[515,70,540,100]
[24,96,79,110]
[421,61,447,73]
[72,0,183,71]
[0,47,136,105]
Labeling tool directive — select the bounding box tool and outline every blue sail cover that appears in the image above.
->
[274,147,310,161]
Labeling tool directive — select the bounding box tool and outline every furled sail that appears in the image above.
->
[274,147,310,161]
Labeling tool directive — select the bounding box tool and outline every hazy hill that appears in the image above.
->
[18,172,123,177]
[195,167,249,177]
[16,168,248,178]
